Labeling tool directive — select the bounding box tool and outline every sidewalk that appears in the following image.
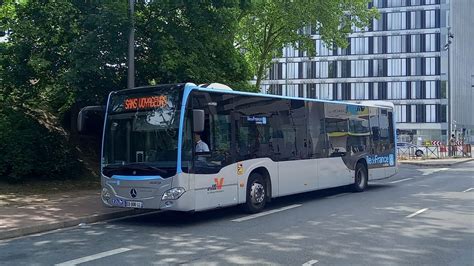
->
[399,157,474,167]
[0,190,149,241]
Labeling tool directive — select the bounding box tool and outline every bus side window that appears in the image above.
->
[324,103,349,157]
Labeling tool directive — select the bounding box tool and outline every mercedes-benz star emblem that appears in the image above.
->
[130,188,137,198]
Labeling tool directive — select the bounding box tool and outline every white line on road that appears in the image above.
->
[389,178,414,184]
[406,208,429,218]
[302,259,319,266]
[55,248,132,266]
[232,204,302,222]
[420,168,449,176]
[462,187,474,193]
[326,193,350,199]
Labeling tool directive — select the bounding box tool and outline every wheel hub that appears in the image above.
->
[250,182,265,204]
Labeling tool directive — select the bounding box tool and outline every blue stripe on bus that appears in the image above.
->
[100,92,113,174]
[112,175,162,181]
[176,83,196,174]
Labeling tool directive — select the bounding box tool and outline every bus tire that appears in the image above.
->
[352,162,368,192]
[244,173,267,213]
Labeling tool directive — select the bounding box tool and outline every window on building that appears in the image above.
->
[425,104,436,122]
[388,59,406,76]
[410,57,423,75]
[425,57,436,75]
[410,34,421,52]
[351,60,369,78]
[387,12,407,30]
[373,83,379,99]
[351,83,369,100]
[395,105,407,123]
[425,10,436,28]
[410,11,422,29]
[411,105,417,122]
[336,83,343,100]
[388,82,407,99]
[425,34,437,52]
[350,37,369,55]
[411,81,422,99]
[425,81,436,99]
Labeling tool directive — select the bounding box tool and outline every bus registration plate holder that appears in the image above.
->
[126,201,143,208]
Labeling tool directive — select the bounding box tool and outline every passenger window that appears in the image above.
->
[369,107,380,153]
[325,103,349,157]
[347,105,370,153]
[233,96,276,161]
[307,101,327,158]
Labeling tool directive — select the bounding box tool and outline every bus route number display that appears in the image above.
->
[124,95,168,110]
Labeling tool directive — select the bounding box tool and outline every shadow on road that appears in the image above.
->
[113,184,392,228]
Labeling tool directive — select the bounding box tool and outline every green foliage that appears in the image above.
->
[134,0,251,89]
[0,0,253,181]
[236,0,379,90]
[0,104,81,182]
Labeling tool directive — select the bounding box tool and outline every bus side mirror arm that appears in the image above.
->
[193,109,205,132]
[77,105,105,134]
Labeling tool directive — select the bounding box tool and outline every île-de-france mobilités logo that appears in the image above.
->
[207,178,224,192]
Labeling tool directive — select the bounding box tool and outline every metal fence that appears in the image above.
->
[397,144,472,159]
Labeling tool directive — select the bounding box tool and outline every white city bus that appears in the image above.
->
[79,83,397,213]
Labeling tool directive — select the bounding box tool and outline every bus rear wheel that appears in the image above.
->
[244,173,267,213]
[352,163,368,192]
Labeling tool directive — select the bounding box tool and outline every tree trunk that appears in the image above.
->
[255,63,265,92]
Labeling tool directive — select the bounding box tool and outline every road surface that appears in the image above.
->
[1,162,473,265]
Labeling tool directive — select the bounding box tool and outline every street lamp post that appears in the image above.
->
[128,0,135,89]
[444,27,454,145]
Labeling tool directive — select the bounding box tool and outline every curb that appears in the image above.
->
[399,158,474,167]
[0,209,151,241]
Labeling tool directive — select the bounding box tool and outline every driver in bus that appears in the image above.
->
[194,132,210,153]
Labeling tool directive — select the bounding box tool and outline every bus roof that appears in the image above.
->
[187,83,393,109]
[116,83,393,109]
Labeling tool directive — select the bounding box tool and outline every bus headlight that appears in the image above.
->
[101,187,111,205]
[162,187,186,200]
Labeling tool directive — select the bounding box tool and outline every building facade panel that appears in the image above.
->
[259,0,473,144]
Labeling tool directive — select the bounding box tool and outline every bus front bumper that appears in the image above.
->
[101,186,195,212]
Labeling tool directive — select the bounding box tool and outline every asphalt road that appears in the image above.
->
[1,162,473,266]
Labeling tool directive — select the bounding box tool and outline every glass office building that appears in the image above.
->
[260,0,473,144]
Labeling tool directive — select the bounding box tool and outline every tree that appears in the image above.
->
[0,0,254,181]
[236,0,378,90]
[134,0,252,90]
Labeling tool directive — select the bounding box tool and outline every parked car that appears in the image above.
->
[396,142,425,157]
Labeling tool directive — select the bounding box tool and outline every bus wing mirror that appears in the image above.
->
[78,105,105,134]
[193,109,205,132]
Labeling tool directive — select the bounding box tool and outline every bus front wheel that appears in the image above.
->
[352,163,368,192]
[244,173,267,213]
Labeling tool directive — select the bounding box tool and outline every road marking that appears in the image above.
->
[55,248,132,266]
[389,178,414,184]
[231,204,302,222]
[406,208,429,218]
[326,193,350,199]
[420,168,449,176]
[462,188,474,193]
[302,259,319,266]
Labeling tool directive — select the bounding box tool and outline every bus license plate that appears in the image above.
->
[126,201,143,208]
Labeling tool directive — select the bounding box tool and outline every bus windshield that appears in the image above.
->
[102,85,183,178]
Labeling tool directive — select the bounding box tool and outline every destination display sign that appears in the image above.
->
[124,95,168,110]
